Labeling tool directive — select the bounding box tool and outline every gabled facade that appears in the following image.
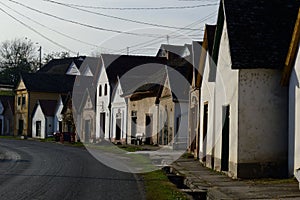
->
[15,73,75,136]
[0,96,14,135]
[110,77,127,144]
[95,54,166,142]
[199,0,300,179]
[199,25,217,168]
[78,89,96,143]
[157,65,192,149]
[32,100,57,139]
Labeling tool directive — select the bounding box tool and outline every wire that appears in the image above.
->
[41,0,215,31]
[42,0,218,10]
[0,5,77,54]
[7,0,167,38]
[0,1,100,48]
[121,12,217,53]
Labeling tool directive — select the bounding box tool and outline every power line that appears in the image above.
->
[0,5,76,54]
[42,0,218,10]
[121,12,217,53]
[0,1,99,48]
[41,0,214,31]
[8,0,167,38]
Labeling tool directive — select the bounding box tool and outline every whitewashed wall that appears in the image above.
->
[199,51,216,168]
[289,45,300,176]
[96,65,110,140]
[111,81,127,142]
[32,105,46,139]
[213,20,239,177]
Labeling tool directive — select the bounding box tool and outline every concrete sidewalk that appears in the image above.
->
[171,158,300,199]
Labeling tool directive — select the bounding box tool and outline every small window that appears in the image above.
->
[17,96,21,106]
[104,84,108,96]
[22,95,26,106]
[99,85,102,96]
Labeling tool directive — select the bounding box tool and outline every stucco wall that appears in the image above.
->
[96,66,110,140]
[200,51,216,168]
[111,81,127,143]
[127,97,158,144]
[213,19,239,177]
[238,69,288,178]
[32,105,46,139]
[289,45,300,176]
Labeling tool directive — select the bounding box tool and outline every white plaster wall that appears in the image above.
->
[95,65,110,140]
[32,105,46,139]
[200,51,216,164]
[213,20,239,175]
[111,82,127,140]
[238,69,288,164]
[289,45,300,176]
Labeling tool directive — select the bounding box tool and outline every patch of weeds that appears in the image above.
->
[142,170,190,200]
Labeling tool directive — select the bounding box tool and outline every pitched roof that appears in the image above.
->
[102,54,167,90]
[39,100,57,116]
[222,0,300,69]
[0,95,14,113]
[156,44,188,57]
[20,73,76,93]
[37,56,86,74]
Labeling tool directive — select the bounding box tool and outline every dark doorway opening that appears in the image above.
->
[221,105,230,172]
[100,113,105,139]
[145,114,153,145]
[116,118,121,141]
[131,116,137,144]
[59,121,62,133]
[36,121,41,137]
[18,120,24,135]
[202,104,208,162]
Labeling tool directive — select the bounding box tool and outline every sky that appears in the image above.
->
[0,0,219,57]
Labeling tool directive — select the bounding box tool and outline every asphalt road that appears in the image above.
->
[0,139,144,200]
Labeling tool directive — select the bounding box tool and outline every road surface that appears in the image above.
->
[0,139,144,200]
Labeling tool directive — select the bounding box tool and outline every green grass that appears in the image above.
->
[142,170,189,200]
[0,135,22,140]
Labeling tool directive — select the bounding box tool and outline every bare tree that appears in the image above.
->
[0,38,39,85]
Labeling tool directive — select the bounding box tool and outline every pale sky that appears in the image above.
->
[0,0,219,56]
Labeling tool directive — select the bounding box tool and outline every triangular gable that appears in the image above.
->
[66,62,81,75]
[82,65,93,77]
[16,77,26,90]
[111,77,126,104]
[160,72,172,99]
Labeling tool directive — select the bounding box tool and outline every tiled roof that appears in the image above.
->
[222,0,300,69]
[37,56,86,74]
[20,73,76,93]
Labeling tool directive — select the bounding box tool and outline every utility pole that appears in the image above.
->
[37,46,42,70]
[127,47,129,55]
[167,35,170,44]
